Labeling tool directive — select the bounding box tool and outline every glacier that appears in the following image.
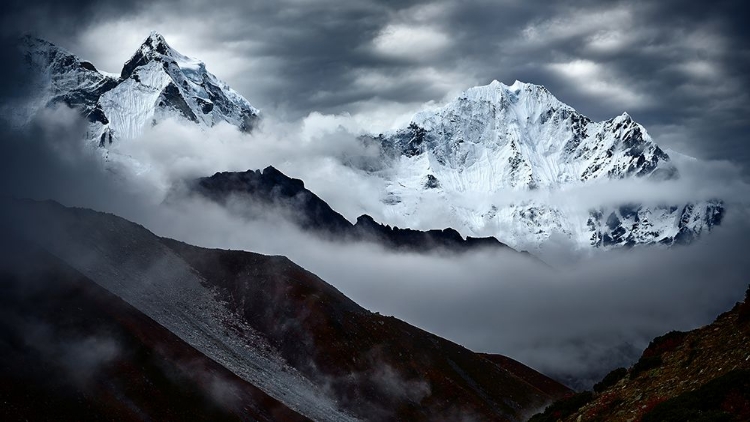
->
[364,80,722,250]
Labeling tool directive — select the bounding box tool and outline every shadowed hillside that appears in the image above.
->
[530,286,750,422]
[2,199,569,421]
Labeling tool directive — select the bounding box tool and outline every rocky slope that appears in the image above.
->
[364,80,723,249]
[530,286,750,422]
[19,31,258,145]
[190,166,515,254]
[2,199,570,421]
[0,238,308,422]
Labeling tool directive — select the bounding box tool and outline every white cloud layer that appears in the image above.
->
[547,59,651,110]
[372,24,452,61]
[2,102,750,390]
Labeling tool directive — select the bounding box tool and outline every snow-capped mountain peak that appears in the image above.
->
[367,80,720,250]
[384,79,673,191]
[460,79,566,110]
[121,31,202,79]
[20,31,260,145]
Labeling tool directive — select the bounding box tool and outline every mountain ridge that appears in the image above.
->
[3,198,571,421]
[360,79,723,249]
[190,165,520,254]
[19,32,259,145]
[0,236,310,422]
[16,34,724,251]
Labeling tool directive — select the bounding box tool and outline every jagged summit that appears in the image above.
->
[191,166,513,253]
[146,30,169,48]
[383,78,673,189]
[20,32,260,144]
[463,79,564,108]
[142,30,171,53]
[365,79,720,249]
[121,32,172,79]
[121,31,199,79]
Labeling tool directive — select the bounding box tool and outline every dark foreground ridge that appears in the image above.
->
[191,166,514,254]
[530,286,750,422]
[0,238,308,422]
[2,199,570,421]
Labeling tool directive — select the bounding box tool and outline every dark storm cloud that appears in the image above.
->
[0,0,147,41]
[426,0,750,167]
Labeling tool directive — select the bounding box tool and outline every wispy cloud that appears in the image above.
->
[2,104,749,390]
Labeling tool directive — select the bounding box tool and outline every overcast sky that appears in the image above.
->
[2,0,748,170]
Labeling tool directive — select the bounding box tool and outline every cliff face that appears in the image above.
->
[530,287,750,422]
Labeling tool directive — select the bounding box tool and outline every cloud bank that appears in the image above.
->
[2,102,749,390]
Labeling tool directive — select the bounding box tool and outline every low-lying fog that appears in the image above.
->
[3,106,749,389]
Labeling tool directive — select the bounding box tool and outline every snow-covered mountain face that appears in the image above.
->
[17,36,119,130]
[17,34,720,251]
[20,32,259,145]
[365,80,722,250]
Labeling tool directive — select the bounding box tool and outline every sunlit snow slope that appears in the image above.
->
[369,80,722,249]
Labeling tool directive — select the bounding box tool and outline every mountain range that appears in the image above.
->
[365,80,723,249]
[19,31,258,147]
[17,32,723,251]
[4,30,743,422]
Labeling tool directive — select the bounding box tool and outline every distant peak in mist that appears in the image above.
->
[20,32,260,147]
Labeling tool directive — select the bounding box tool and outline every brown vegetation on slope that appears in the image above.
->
[530,286,750,422]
